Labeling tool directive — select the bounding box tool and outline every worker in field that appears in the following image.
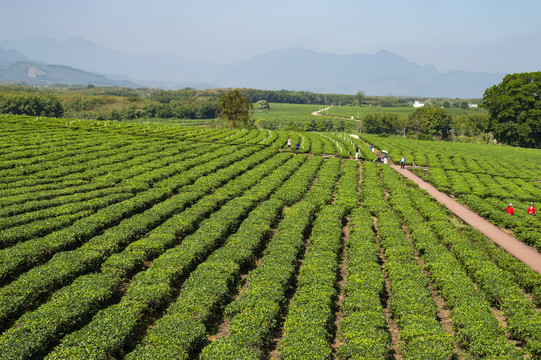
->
[528,202,536,215]
[400,155,406,169]
[287,138,291,149]
[506,203,514,215]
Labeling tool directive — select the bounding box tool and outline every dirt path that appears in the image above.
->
[390,164,541,275]
[311,106,333,116]
[311,105,364,123]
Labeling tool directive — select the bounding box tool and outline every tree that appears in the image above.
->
[409,107,453,138]
[483,72,541,148]
[216,89,253,129]
[363,113,399,134]
[453,113,489,137]
[355,90,365,106]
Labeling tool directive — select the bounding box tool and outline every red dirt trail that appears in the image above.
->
[390,164,541,275]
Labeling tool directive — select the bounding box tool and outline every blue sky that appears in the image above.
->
[1,0,539,74]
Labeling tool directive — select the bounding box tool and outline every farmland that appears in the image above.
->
[251,103,359,131]
[324,105,486,120]
[1,115,541,359]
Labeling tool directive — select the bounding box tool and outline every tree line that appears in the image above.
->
[361,108,489,140]
[0,92,64,118]
[1,85,468,122]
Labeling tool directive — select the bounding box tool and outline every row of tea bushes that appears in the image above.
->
[337,208,390,359]
[279,205,347,359]
[199,201,318,359]
[0,273,121,360]
[0,185,135,219]
[126,198,286,360]
[334,160,360,211]
[362,163,454,359]
[0,193,132,246]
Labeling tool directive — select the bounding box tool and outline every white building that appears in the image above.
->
[413,101,425,108]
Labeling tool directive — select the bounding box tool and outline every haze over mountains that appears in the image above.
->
[0,36,505,98]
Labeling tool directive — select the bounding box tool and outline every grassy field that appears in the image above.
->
[325,105,415,119]
[251,103,324,126]
[250,103,487,131]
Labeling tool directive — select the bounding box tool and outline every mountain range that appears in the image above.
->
[0,36,505,98]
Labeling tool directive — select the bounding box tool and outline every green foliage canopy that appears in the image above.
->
[217,89,253,129]
[0,92,64,117]
[483,72,541,148]
[409,107,453,138]
[363,113,399,134]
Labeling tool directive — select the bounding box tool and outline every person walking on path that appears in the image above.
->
[528,203,536,215]
[400,156,406,169]
[506,203,514,215]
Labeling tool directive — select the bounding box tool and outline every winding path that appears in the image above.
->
[390,164,541,274]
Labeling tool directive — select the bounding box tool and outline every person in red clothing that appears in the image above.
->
[506,203,514,215]
[528,202,536,215]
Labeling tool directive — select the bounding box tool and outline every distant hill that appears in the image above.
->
[0,36,505,97]
[211,48,503,98]
[0,46,30,64]
[0,60,138,87]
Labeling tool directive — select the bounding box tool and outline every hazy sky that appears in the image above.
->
[1,0,539,74]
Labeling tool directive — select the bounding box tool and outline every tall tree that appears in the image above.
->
[483,72,541,148]
[216,89,253,129]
